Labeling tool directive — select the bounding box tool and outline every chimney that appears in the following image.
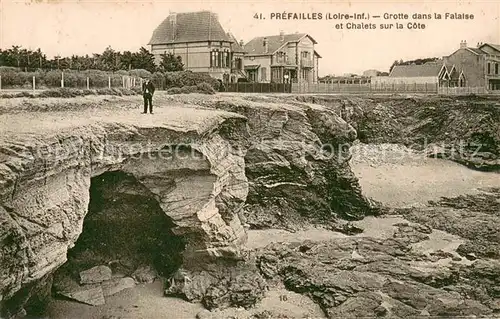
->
[263,37,268,53]
[239,40,244,47]
[460,40,467,49]
[280,30,285,41]
[169,12,177,40]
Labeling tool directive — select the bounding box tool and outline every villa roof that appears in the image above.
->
[148,11,232,45]
[244,33,318,56]
[389,63,444,77]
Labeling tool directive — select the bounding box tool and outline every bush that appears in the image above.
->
[0,68,221,92]
[82,89,97,95]
[166,82,216,95]
[16,91,34,98]
[166,87,184,95]
[0,67,32,87]
[196,82,216,94]
[118,88,135,96]
[0,87,140,99]
[163,71,220,91]
[37,87,80,98]
[42,70,64,87]
[129,69,152,78]
[37,89,64,98]
[95,88,117,95]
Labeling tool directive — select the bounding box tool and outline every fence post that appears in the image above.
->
[108,77,111,89]
[33,76,36,93]
[86,77,90,89]
[61,72,64,88]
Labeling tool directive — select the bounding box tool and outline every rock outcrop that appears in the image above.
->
[0,94,376,317]
[253,235,497,318]
[0,106,249,317]
[163,95,379,230]
[294,95,500,171]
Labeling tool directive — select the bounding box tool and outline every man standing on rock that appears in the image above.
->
[142,77,155,114]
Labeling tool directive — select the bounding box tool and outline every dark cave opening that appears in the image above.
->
[49,170,186,306]
[3,170,187,318]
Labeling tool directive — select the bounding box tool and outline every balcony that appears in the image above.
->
[271,59,296,67]
[301,58,314,68]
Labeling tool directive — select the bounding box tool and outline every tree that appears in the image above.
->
[100,46,122,71]
[159,53,184,72]
[121,51,134,70]
[132,47,156,73]
[389,60,400,73]
[389,57,439,72]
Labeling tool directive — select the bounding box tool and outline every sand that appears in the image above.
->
[350,143,500,207]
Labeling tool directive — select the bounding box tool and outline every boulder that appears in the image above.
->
[131,266,157,284]
[101,277,135,297]
[58,285,105,306]
[79,265,112,284]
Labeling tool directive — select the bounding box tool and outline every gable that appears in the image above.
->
[299,36,313,46]
[149,11,232,45]
[479,43,500,55]
[244,33,316,56]
[446,47,480,61]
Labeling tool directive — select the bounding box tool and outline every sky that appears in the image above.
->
[0,0,499,76]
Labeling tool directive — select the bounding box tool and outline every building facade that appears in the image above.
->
[443,41,500,90]
[371,61,465,88]
[148,11,245,81]
[243,32,321,84]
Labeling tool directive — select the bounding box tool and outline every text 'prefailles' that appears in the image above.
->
[253,12,475,30]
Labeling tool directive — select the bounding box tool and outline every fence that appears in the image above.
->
[437,86,489,95]
[0,73,142,92]
[225,82,292,93]
[292,82,439,94]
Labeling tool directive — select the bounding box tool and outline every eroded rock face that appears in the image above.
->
[0,109,249,316]
[165,263,267,311]
[166,96,378,230]
[254,237,496,318]
[295,95,500,171]
[0,96,378,316]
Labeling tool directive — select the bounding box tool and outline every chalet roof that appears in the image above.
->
[244,33,318,56]
[389,63,444,77]
[148,11,232,45]
[479,43,500,53]
[467,47,485,55]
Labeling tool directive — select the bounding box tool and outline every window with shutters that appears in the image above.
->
[261,67,267,81]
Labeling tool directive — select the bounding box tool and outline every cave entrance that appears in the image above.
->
[51,170,185,305]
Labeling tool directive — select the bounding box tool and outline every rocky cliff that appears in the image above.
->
[162,95,379,230]
[0,95,374,317]
[294,95,500,171]
[0,106,249,316]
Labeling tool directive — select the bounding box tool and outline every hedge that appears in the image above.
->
[0,67,145,89]
[0,68,222,92]
[0,87,139,99]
